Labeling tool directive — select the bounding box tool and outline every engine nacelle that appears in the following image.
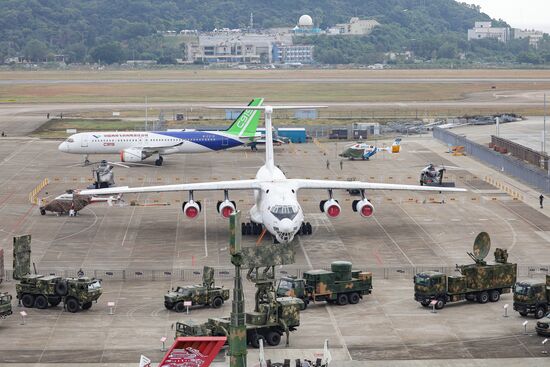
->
[320,199,341,218]
[217,200,236,219]
[353,199,375,218]
[182,200,201,219]
[120,148,149,162]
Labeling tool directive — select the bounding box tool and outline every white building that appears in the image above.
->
[273,44,314,64]
[514,29,544,48]
[328,17,380,35]
[468,21,510,43]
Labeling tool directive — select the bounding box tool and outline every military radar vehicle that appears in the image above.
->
[164,266,229,312]
[0,248,4,285]
[513,275,550,319]
[13,234,103,312]
[276,261,372,309]
[0,292,12,319]
[414,232,516,310]
[175,266,303,348]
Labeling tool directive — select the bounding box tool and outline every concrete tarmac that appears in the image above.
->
[0,137,549,365]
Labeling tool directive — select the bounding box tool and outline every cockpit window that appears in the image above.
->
[270,205,298,220]
[67,138,74,143]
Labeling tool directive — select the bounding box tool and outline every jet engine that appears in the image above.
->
[217,199,236,219]
[182,200,201,219]
[120,148,150,162]
[320,199,341,218]
[353,199,375,218]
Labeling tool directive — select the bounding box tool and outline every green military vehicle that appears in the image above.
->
[414,232,516,310]
[276,261,373,309]
[16,275,102,312]
[164,266,229,312]
[175,295,302,348]
[513,274,550,319]
[0,292,12,319]
[12,234,102,313]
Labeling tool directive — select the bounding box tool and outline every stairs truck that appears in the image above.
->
[276,261,373,309]
[513,275,550,319]
[12,235,103,313]
[164,266,229,312]
[414,232,516,310]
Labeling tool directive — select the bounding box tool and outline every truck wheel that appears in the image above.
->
[34,295,48,309]
[519,310,529,317]
[302,299,309,310]
[164,302,173,310]
[337,293,348,306]
[48,296,61,307]
[535,306,546,319]
[489,290,500,302]
[349,293,360,304]
[477,291,489,304]
[420,299,430,307]
[65,297,80,313]
[174,302,185,313]
[55,280,69,296]
[435,299,445,310]
[465,294,475,302]
[21,294,35,308]
[266,331,281,346]
[250,334,265,349]
[40,208,46,215]
[211,297,223,309]
[82,302,92,310]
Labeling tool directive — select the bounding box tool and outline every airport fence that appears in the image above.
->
[433,127,550,193]
[2,264,547,282]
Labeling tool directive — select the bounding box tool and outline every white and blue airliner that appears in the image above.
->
[58,98,263,166]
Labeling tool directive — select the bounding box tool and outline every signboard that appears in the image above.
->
[183,301,192,307]
[159,337,227,367]
[66,129,77,134]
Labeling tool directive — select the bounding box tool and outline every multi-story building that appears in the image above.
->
[273,44,314,64]
[468,21,510,43]
[514,29,544,48]
[327,17,380,35]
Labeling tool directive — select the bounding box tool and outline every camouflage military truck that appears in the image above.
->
[164,266,229,312]
[414,232,516,310]
[12,234,102,313]
[513,275,550,319]
[276,261,373,309]
[16,275,102,312]
[0,292,12,319]
[0,248,4,285]
[175,296,302,348]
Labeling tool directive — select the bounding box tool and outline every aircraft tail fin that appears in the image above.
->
[225,98,264,137]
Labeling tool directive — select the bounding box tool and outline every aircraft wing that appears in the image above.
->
[289,179,467,193]
[140,141,184,153]
[79,179,261,196]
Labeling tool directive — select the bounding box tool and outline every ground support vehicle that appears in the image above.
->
[164,266,229,312]
[276,261,372,309]
[536,315,550,337]
[0,292,12,319]
[414,232,516,310]
[514,275,550,319]
[16,275,102,313]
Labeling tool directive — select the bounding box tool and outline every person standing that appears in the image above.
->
[540,194,544,209]
[326,159,330,169]
[340,160,343,170]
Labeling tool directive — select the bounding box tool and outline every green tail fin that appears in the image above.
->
[225,98,264,137]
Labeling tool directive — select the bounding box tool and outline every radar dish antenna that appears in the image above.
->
[467,232,491,264]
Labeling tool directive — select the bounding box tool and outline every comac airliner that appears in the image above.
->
[58,98,264,166]
[81,104,466,244]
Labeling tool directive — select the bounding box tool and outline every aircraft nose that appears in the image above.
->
[58,142,69,152]
[279,218,293,233]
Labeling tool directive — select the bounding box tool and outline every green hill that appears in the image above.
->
[0,0,547,65]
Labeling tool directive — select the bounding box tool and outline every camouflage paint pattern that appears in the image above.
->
[239,242,295,269]
[229,210,246,367]
[300,265,373,301]
[0,292,12,318]
[40,194,93,214]
[513,275,550,315]
[0,248,4,284]
[13,235,31,280]
[164,266,229,311]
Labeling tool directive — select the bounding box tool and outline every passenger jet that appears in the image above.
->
[58,98,264,166]
[81,104,466,244]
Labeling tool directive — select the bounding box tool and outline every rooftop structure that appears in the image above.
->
[468,21,510,43]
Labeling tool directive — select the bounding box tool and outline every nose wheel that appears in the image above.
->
[155,156,164,166]
[299,222,313,236]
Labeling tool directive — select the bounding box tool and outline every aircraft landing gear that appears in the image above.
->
[241,221,262,236]
[298,222,313,236]
[155,156,164,166]
[84,155,90,165]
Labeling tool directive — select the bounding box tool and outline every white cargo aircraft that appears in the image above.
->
[81,105,466,244]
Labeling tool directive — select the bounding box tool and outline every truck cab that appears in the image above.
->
[276,276,306,300]
[513,275,550,319]
[414,271,447,308]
